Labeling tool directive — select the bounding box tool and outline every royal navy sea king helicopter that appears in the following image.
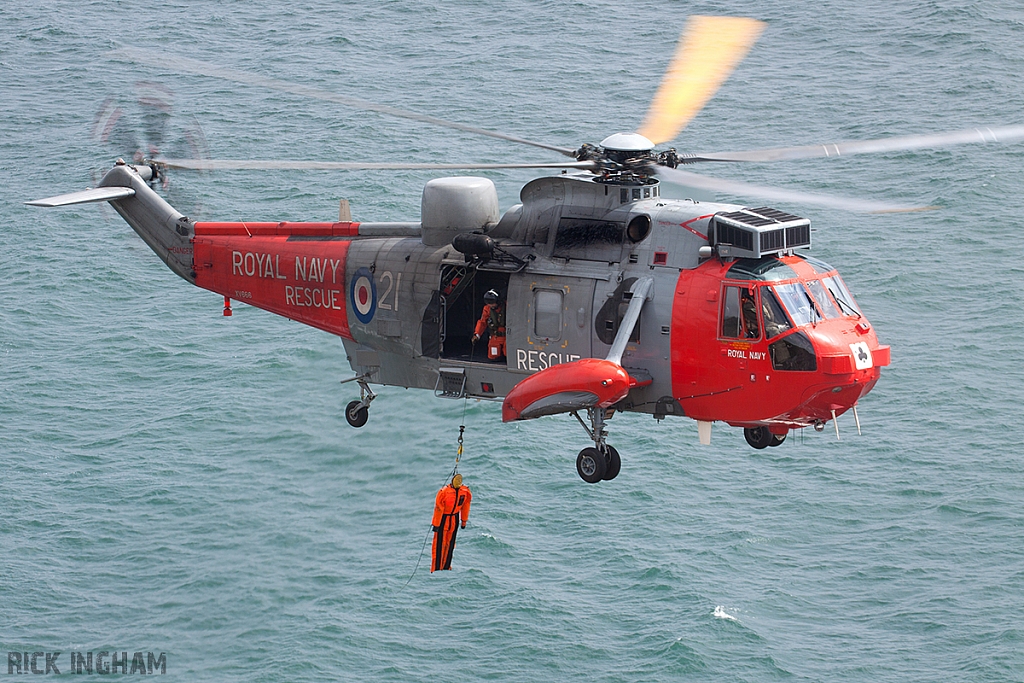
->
[30,17,1024,482]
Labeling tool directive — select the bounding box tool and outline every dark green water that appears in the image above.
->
[3,1,1024,680]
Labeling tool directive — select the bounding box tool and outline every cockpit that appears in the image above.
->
[720,255,864,371]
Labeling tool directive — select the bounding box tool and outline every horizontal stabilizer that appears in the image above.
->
[26,186,136,207]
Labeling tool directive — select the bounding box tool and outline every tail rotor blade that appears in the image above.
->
[134,81,174,152]
[638,16,764,145]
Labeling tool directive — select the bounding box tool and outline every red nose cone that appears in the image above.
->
[786,330,891,425]
[502,358,631,422]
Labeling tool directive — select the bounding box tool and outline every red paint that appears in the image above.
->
[628,373,653,388]
[502,358,631,422]
[670,255,890,430]
[192,233,353,340]
[680,213,713,239]
[193,221,360,237]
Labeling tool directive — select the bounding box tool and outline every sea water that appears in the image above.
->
[3,1,1024,680]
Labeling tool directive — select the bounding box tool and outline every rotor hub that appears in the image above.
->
[599,132,655,154]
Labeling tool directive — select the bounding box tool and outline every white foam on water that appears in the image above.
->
[714,605,739,622]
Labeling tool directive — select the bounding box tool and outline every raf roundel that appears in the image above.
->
[350,267,377,324]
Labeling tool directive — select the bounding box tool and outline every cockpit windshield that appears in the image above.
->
[772,282,819,326]
[805,279,841,319]
[727,256,862,332]
[822,275,862,317]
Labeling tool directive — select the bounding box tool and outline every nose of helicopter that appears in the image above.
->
[790,321,891,425]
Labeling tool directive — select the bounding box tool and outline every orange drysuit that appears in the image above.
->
[430,483,472,572]
[473,303,506,360]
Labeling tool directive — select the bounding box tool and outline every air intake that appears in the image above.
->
[711,207,811,258]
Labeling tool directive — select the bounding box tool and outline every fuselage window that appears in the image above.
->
[721,285,760,339]
[534,289,563,340]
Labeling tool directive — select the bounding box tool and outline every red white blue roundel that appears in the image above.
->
[350,267,377,324]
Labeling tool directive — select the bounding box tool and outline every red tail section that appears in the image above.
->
[192,222,356,339]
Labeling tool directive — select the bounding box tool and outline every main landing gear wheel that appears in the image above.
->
[576,447,607,484]
[572,408,621,483]
[602,445,621,481]
[768,433,787,447]
[341,375,377,428]
[744,426,773,449]
[345,400,369,428]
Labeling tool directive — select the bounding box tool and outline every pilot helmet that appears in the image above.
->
[452,473,463,488]
[484,289,501,304]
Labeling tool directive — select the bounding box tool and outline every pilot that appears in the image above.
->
[472,289,506,360]
[430,473,472,572]
[741,289,760,339]
[762,293,786,339]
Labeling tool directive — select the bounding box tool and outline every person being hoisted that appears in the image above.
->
[430,473,472,572]
[472,289,506,361]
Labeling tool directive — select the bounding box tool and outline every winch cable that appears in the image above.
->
[395,399,469,592]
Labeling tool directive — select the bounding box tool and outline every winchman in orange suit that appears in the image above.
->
[431,473,472,572]
[472,289,506,361]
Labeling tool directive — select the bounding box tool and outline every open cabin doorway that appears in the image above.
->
[438,264,510,363]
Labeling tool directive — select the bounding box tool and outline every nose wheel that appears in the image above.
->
[744,426,772,449]
[572,408,621,483]
[744,426,787,449]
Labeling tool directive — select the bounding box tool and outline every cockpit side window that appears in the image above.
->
[722,285,760,339]
[806,279,841,319]
[760,286,792,339]
[769,331,817,371]
[741,289,760,339]
[722,286,741,338]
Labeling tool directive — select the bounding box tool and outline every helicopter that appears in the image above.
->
[28,16,1024,483]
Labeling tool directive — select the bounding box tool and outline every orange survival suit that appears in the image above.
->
[431,476,472,572]
[473,302,506,360]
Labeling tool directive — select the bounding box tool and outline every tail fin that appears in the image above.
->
[27,161,196,284]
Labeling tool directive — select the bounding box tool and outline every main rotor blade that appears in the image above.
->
[689,124,1024,162]
[655,166,934,213]
[637,16,765,146]
[111,48,578,158]
[156,158,598,171]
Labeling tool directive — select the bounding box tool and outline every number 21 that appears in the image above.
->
[378,270,401,311]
